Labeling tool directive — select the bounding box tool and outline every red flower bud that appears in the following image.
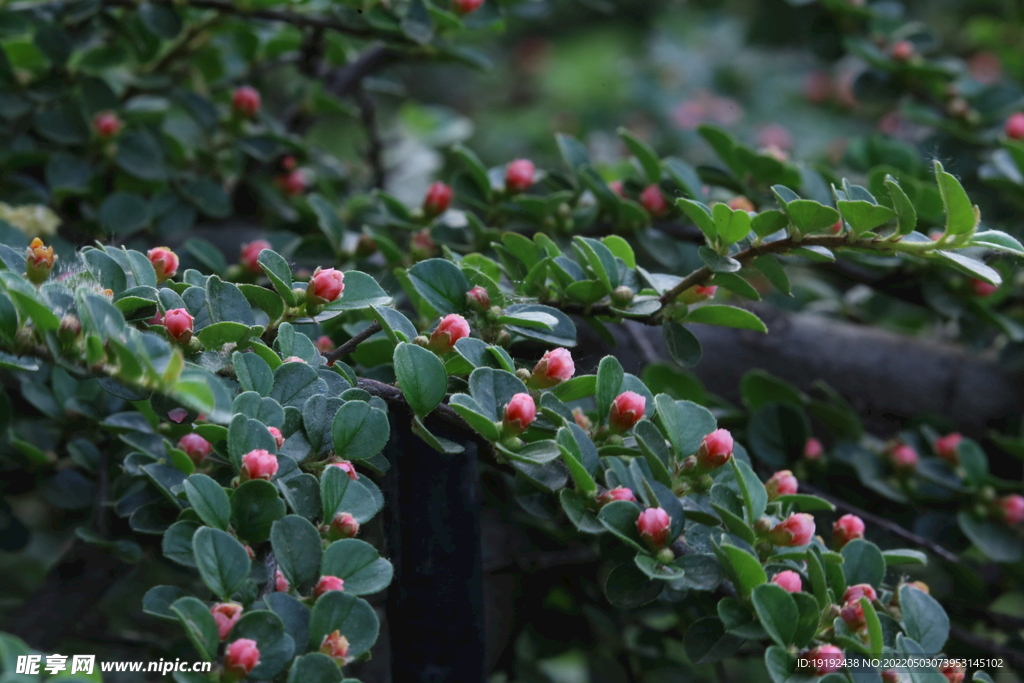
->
[240,240,271,273]
[841,599,867,630]
[572,408,592,431]
[940,664,965,683]
[411,228,435,259]
[327,512,360,540]
[503,393,536,435]
[970,278,997,297]
[771,570,802,593]
[833,514,865,549]
[163,308,194,344]
[765,470,798,499]
[25,238,55,285]
[882,670,901,683]
[505,159,535,193]
[313,575,345,599]
[696,428,733,471]
[232,86,262,118]
[328,460,359,481]
[803,437,824,460]
[529,347,574,389]
[843,583,877,605]
[267,426,284,449]
[640,184,668,217]
[178,433,212,464]
[277,169,307,196]
[211,603,243,640]
[452,0,484,14]
[428,314,470,353]
[889,443,919,471]
[891,40,914,61]
[769,513,815,547]
[146,246,179,283]
[830,219,844,234]
[306,267,345,305]
[801,644,844,676]
[608,391,646,433]
[224,638,260,678]
[1005,112,1024,140]
[240,449,278,482]
[320,629,351,664]
[597,487,636,506]
[998,494,1024,525]
[315,335,335,354]
[609,180,625,197]
[93,111,122,138]
[275,570,290,593]
[466,286,490,311]
[423,182,454,217]
[934,433,962,464]
[636,507,671,550]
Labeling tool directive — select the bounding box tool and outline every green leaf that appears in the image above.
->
[730,458,768,522]
[934,161,978,235]
[171,596,219,661]
[596,500,646,552]
[662,321,702,367]
[308,591,379,658]
[332,401,390,460]
[751,210,789,238]
[970,230,1024,256]
[181,179,231,219]
[452,144,492,198]
[956,510,1023,562]
[837,200,895,235]
[270,362,322,409]
[407,259,470,314]
[192,527,250,600]
[271,515,323,591]
[99,192,150,235]
[206,275,255,326]
[162,520,200,567]
[603,563,662,609]
[841,539,885,588]
[683,616,744,665]
[320,538,394,596]
[712,202,752,246]
[596,356,625,426]
[677,199,717,242]
[308,194,346,251]
[685,305,767,332]
[449,394,501,441]
[881,549,927,566]
[751,583,799,646]
[654,396,717,457]
[555,132,590,173]
[234,351,274,396]
[229,610,294,679]
[775,494,835,511]
[257,249,296,306]
[392,342,447,418]
[785,200,840,234]
[503,304,576,346]
[748,403,810,468]
[899,583,949,653]
[764,646,797,683]
[718,544,767,598]
[182,474,230,530]
[885,175,917,235]
[288,654,343,683]
[231,479,287,545]
[198,321,251,349]
[116,129,166,181]
[83,249,128,295]
[467,367,528,419]
[618,127,661,183]
[862,597,883,657]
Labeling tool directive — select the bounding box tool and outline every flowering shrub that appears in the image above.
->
[0,0,1023,682]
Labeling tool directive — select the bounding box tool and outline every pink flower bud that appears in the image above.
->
[267,426,284,449]
[240,449,278,482]
[1005,112,1024,140]
[283,356,305,363]
[232,86,261,118]
[146,246,178,282]
[728,195,756,212]
[940,664,965,683]
[178,433,213,464]
[889,443,919,471]
[25,238,55,285]
[771,570,802,593]
[211,603,243,641]
[505,159,535,193]
[843,583,877,605]
[765,470,798,499]
[224,638,260,678]
[328,512,360,540]
[609,180,625,197]
[320,630,351,664]
[277,169,307,196]
[411,228,435,259]
[466,286,490,312]
[830,219,844,234]
[423,181,454,217]
[315,335,335,354]
[934,433,962,464]
[452,0,484,14]
[530,347,574,389]
[882,670,901,683]
[636,507,671,550]
[275,570,290,593]
[696,428,733,470]
[167,407,187,423]
[804,437,823,460]
[801,644,844,676]
[833,514,865,549]
[891,40,914,61]
[998,494,1024,525]
[163,308,194,344]
[306,267,345,305]
[572,408,592,431]
[428,314,470,353]
[608,391,646,433]
[597,487,636,506]
[503,393,536,435]
[970,278,997,297]
[313,575,345,599]
[769,513,815,547]
[640,184,668,217]
[841,599,867,630]
[694,285,717,299]
[241,239,271,273]
[93,111,122,138]
[328,460,359,481]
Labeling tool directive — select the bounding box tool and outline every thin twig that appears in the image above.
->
[325,321,382,364]
[799,482,962,565]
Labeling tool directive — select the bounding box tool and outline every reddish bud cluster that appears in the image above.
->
[768,513,815,547]
[636,507,671,550]
[765,470,797,499]
[179,433,212,464]
[609,391,646,433]
[147,247,179,283]
[240,449,278,482]
[696,429,733,471]
[164,308,194,344]
[832,514,865,549]
[503,393,537,435]
[423,182,454,217]
[428,314,470,353]
[529,347,575,388]
[232,86,262,118]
